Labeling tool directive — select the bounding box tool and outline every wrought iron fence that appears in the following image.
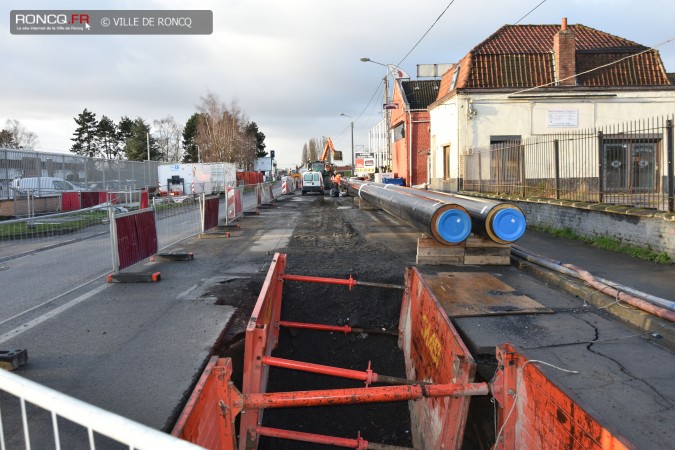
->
[461,116,674,211]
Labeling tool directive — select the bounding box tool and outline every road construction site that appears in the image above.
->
[1,185,674,449]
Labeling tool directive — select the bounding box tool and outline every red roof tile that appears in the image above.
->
[434,22,671,102]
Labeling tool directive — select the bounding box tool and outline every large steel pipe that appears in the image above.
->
[347,181,471,245]
[373,183,526,244]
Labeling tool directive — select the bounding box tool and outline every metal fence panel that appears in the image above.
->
[461,115,674,211]
[0,366,203,449]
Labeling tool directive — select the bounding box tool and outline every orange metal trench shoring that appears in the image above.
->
[171,253,634,450]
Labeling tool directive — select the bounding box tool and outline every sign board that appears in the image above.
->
[354,152,376,175]
[547,109,578,128]
[254,157,272,172]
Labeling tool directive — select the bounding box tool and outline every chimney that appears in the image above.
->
[553,17,576,86]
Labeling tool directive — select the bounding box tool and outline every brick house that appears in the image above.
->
[389,80,440,186]
[428,18,675,193]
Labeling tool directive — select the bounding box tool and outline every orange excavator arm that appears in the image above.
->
[319,138,334,162]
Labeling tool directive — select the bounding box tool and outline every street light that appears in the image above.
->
[339,113,355,175]
[361,57,392,172]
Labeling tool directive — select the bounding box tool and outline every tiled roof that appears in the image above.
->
[667,73,675,85]
[476,24,645,54]
[434,22,671,102]
[401,80,440,109]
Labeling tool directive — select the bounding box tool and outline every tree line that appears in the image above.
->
[0,119,39,149]
[301,137,325,164]
[69,91,267,167]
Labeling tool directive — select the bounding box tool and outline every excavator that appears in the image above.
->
[305,137,343,191]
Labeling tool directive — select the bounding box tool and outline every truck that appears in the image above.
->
[157,163,237,196]
[304,137,343,191]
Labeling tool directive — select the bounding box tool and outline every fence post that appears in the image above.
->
[520,144,526,197]
[597,131,604,203]
[109,203,119,274]
[554,139,560,200]
[667,119,674,212]
[478,152,482,193]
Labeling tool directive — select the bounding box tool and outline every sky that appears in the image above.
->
[1,0,674,170]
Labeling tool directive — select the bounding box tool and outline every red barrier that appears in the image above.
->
[60,192,81,212]
[115,209,158,271]
[493,344,631,450]
[140,191,149,209]
[399,267,477,450]
[240,253,286,449]
[203,196,219,231]
[172,357,238,449]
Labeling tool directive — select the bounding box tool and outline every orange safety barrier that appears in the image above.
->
[399,267,478,450]
[491,344,632,450]
[239,252,286,449]
[172,357,238,449]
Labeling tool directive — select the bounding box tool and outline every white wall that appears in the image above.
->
[429,89,675,184]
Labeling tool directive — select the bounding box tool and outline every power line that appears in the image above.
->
[514,0,549,25]
[396,0,456,67]
[508,37,675,97]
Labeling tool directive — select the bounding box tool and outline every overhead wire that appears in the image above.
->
[395,0,457,67]
[513,0,549,25]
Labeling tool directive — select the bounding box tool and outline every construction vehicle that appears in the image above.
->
[304,137,343,191]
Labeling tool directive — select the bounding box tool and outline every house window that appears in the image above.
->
[450,65,460,91]
[603,137,660,192]
[490,136,522,184]
[393,123,405,142]
[443,145,451,179]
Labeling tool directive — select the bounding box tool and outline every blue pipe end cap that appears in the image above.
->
[436,209,472,244]
[492,208,526,242]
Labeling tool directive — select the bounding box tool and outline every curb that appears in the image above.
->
[513,256,675,352]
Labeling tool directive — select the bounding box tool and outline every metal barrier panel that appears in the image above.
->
[172,356,237,449]
[399,267,477,450]
[114,208,158,271]
[153,196,201,251]
[239,252,286,450]
[494,344,631,450]
[60,192,80,212]
[202,196,220,231]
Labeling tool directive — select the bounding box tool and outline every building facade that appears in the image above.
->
[428,18,675,194]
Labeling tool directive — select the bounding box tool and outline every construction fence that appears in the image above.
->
[461,116,674,211]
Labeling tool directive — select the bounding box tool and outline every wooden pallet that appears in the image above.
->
[416,235,511,266]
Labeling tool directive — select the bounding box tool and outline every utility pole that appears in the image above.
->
[384,75,391,172]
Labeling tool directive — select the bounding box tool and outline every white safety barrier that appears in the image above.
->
[0,368,203,449]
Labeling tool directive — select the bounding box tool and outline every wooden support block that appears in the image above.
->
[464,244,511,266]
[465,235,510,249]
[354,197,377,211]
[416,237,465,265]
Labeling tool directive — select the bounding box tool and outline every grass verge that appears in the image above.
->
[530,225,672,265]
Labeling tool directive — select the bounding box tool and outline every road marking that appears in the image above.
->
[0,283,109,344]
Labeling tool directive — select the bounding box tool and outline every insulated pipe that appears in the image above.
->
[347,181,472,245]
[511,245,675,321]
[370,183,526,244]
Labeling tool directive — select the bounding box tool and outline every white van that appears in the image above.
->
[301,171,324,196]
[11,177,77,196]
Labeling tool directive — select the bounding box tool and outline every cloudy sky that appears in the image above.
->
[2,0,674,169]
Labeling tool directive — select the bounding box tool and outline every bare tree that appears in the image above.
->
[153,115,183,162]
[195,92,254,168]
[301,143,309,164]
[4,119,38,149]
[308,138,319,161]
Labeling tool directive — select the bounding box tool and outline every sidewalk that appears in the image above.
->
[516,229,675,301]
